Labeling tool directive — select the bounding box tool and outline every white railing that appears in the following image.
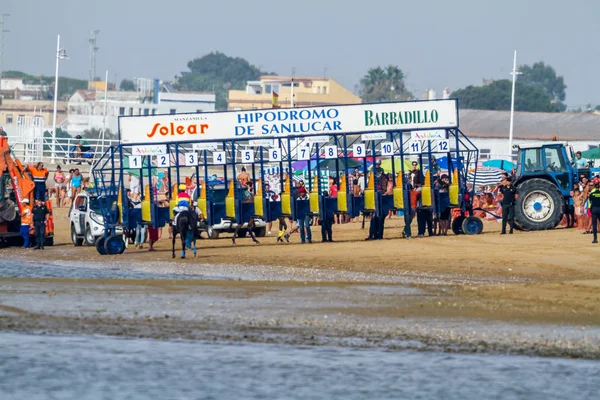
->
[6,135,119,166]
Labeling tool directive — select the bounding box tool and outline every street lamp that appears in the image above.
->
[51,34,68,163]
[508,50,522,159]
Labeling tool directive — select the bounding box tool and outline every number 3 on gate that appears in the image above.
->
[213,151,226,165]
[129,156,141,169]
[184,152,198,166]
[241,150,254,163]
[156,154,170,167]
[269,148,281,162]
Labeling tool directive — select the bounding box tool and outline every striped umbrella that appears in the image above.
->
[466,167,504,188]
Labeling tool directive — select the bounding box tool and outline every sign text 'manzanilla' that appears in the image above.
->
[364,109,439,127]
[237,108,339,124]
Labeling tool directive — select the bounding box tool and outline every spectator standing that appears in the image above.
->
[589,177,600,244]
[51,165,66,207]
[438,175,451,235]
[20,198,32,248]
[0,126,7,136]
[70,169,83,203]
[295,191,312,244]
[28,162,49,200]
[572,151,588,169]
[320,191,334,242]
[498,176,518,234]
[129,173,141,201]
[416,190,434,238]
[32,199,49,250]
[565,190,576,228]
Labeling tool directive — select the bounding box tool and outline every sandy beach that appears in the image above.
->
[1,208,599,358]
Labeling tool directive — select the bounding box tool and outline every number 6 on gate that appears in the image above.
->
[269,148,281,162]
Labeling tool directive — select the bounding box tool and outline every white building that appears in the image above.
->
[0,78,50,100]
[66,89,215,137]
[459,109,600,161]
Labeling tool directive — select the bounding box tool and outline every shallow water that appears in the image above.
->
[1,333,598,400]
[0,257,218,281]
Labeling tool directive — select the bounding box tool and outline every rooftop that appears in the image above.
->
[459,109,600,141]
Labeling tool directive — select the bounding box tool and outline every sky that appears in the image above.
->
[1,0,599,108]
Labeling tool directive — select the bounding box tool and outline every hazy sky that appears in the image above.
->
[2,0,598,108]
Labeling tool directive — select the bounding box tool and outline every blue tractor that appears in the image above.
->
[513,143,597,230]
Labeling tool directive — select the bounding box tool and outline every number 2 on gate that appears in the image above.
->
[353,144,365,158]
[129,156,141,169]
[156,154,170,167]
[184,152,198,166]
[213,151,226,165]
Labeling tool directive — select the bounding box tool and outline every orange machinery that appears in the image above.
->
[0,137,54,245]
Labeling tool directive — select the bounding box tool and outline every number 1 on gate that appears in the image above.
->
[129,156,141,169]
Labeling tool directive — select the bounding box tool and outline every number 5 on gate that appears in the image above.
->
[241,150,254,163]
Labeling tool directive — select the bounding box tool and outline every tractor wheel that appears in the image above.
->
[104,235,126,255]
[71,224,83,247]
[462,216,483,235]
[254,227,267,237]
[452,216,465,235]
[96,236,108,255]
[515,179,563,231]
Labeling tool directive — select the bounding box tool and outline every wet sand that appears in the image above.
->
[1,208,599,358]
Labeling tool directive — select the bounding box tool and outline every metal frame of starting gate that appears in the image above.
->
[91,99,479,254]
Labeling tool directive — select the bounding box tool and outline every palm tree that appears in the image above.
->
[359,65,412,103]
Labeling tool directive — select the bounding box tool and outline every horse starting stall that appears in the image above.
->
[91,99,479,255]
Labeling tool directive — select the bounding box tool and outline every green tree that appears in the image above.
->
[120,79,135,91]
[359,65,413,103]
[519,62,567,111]
[175,52,275,110]
[451,80,563,112]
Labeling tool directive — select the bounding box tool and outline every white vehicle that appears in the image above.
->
[205,217,267,239]
[70,192,120,246]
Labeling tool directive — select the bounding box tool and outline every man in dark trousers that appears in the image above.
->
[320,191,334,242]
[498,175,518,234]
[32,199,50,249]
[589,177,600,244]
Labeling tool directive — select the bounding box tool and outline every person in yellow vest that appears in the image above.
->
[27,162,49,200]
[20,198,33,248]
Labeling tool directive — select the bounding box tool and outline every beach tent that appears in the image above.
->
[483,159,515,171]
[581,147,600,159]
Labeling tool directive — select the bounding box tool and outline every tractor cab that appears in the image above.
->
[514,143,575,197]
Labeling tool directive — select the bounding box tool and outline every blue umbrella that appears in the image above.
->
[483,159,515,171]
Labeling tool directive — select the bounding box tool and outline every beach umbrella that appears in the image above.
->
[369,158,413,173]
[317,158,362,170]
[581,147,600,159]
[483,159,515,171]
[466,167,504,187]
